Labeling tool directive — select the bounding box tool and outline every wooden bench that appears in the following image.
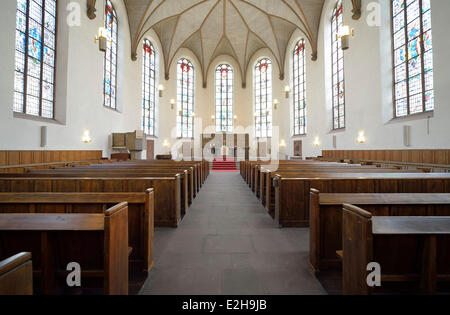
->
[0,252,33,295]
[273,173,450,227]
[0,203,129,295]
[342,204,450,295]
[19,168,192,216]
[0,176,180,227]
[309,190,450,272]
[0,190,154,273]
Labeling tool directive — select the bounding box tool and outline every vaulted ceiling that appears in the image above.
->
[122,0,326,87]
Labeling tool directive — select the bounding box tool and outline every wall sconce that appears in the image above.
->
[211,115,215,122]
[254,112,259,119]
[81,130,92,143]
[280,139,287,148]
[357,131,366,144]
[313,136,320,147]
[190,112,196,118]
[274,99,280,110]
[158,85,164,98]
[95,27,109,52]
[170,99,176,110]
[234,115,237,121]
[338,25,354,50]
[284,86,290,99]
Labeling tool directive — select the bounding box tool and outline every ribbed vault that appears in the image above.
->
[123,0,325,88]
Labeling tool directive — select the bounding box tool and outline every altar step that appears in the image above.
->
[212,158,237,172]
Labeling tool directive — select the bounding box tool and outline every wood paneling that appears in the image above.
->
[0,150,103,167]
[322,149,450,165]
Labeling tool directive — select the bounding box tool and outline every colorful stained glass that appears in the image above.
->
[293,40,307,136]
[215,64,233,133]
[392,0,434,117]
[142,39,158,136]
[103,0,118,110]
[255,58,272,138]
[14,0,57,118]
[177,58,195,138]
[331,0,345,129]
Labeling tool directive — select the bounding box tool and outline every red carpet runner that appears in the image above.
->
[212,158,238,172]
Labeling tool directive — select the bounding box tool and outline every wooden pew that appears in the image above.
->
[273,173,450,227]
[83,163,200,196]
[20,168,191,216]
[0,203,129,295]
[0,176,180,227]
[309,190,450,273]
[260,167,419,208]
[0,190,154,273]
[342,204,450,295]
[0,252,33,295]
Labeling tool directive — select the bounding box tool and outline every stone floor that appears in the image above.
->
[139,172,326,295]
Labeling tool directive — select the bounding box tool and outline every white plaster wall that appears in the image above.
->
[0,0,141,157]
[1,0,448,159]
[289,0,450,159]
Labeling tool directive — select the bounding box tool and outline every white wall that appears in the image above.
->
[289,0,450,159]
[1,0,449,159]
[0,0,141,157]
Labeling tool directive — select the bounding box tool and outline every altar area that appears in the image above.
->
[201,133,249,161]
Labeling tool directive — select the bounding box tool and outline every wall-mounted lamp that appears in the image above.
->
[81,130,92,143]
[163,139,170,148]
[313,136,320,147]
[284,86,290,99]
[211,115,215,122]
[94,27,109,52]
[170,99,176,110]
[233,115,237,121]
[190,112,196,118]
[274,99,280,110]
[158,85,164,98]
[357,131,366,144]
[338,25,354,50]
[280,139,287,148]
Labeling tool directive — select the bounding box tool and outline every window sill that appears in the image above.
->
[388,111,434,124]
[328,128,346,134]
[13,112,64,125]
[103,106,121,113]
[292,134,307,138]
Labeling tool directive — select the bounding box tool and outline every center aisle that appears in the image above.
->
[140,172,326,295]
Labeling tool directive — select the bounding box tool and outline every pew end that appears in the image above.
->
[0,252,33,295]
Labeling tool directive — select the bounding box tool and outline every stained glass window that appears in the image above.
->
[14,0,57,119]
[215,64,233,133]
[255,58,272,138]
[392,0,434,117]
[177,58,195,138]
[142,40,158,136]
[103,1,118,110]
[331,0,345,130]
[293,40,307,136]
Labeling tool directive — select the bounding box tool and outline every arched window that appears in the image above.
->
[392,0,434,117]
[293,40,307,136]
[14,0,57,118]
[103,0,118,110]
[177,58,195,138]
[254,58,272,138]
[142,40,158,136]
[215,64,233,133]
[331,0,345,130]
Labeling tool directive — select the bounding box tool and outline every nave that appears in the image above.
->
[140,172,326,295]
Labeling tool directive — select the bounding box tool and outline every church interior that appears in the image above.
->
[0,0,450,297]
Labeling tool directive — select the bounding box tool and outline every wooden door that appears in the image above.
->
[146,140,154,160]
[294,140,302,158]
